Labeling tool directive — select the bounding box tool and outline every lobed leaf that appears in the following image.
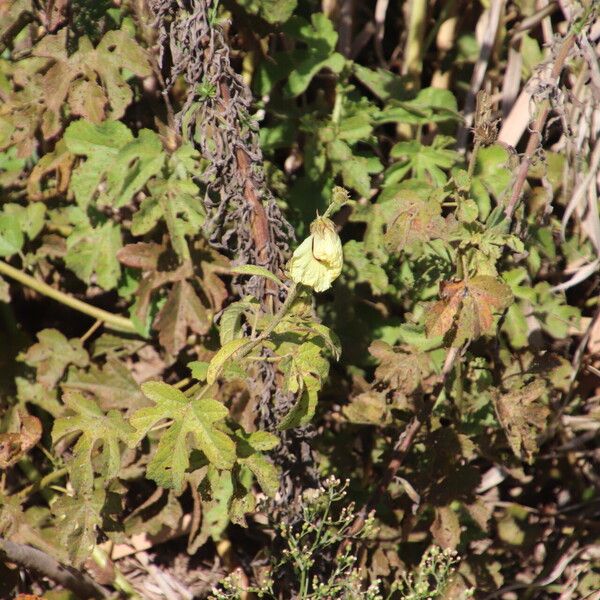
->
[130,382,235,491]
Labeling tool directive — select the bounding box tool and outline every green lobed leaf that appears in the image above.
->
[130,382,235,491]
[65,213,122,290]
[0,214,24,257]
[218,299,255,346]
[52,489,105,567]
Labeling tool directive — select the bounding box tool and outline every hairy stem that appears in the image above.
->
[467,140,481,179]
[0,261,137,334]
[191,282,298,399]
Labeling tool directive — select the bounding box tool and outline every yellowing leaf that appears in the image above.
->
[425,276,513,345]
[65,215,122,290]
[494,380,550,463]
[343,391,390,425]
[52,489,105,567]
[206,338,249,385]
[52,392,133,493]
[153,280,212,356]
[369,341,433,395]
[384,189,448,252]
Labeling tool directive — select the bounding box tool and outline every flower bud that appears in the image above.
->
[289,216,343,292]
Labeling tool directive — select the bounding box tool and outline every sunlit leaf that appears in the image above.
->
[130,382,235,491]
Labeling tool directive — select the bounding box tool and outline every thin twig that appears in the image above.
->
[80,319,103,343]
[505,32,576,220]
[0,538,109,599]
[457,0,505,150]
[510,1,558,41]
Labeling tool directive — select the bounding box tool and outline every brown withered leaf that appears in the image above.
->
[119,241,227,354]
[191,240,229,310]
[369,340,433,394]
[0,76,46,156]
[68,78,107,123]
[27,138,74,201]
[0,433,22,469]
[467,275,513,331]
[63,357,147,411]
[117,242,191,324]
[430,505,461,549]
[425,280,465,339]
[426,276,513,345]
[154,280,212,356]
[494,380,550,463]
[40,0,69,32]
[18,412,42,453]
[0,411,42,469]
[343,390,390,425]
[465,498,492,531]
[33,28,151,138]
[117,241,167,271]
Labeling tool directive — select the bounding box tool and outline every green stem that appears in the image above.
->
[331,88,343,125]
[299,568,309,599]
[247,282,298,348]
[467,140,481,179]
[404,0,428,88]
[191,283,299,400]
[17,466,68,501]
[455,359,464,414]
[311,494,331,554]
[92,547,140,598]
[0,260,137,334]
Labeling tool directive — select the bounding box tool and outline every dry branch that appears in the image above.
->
[0,538,108,599]
[505,33,576,220]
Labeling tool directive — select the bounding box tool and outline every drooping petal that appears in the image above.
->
[288,217,344,292]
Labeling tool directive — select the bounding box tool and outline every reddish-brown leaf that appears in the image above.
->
[154,280,212,355]
[426,276,512,343]
[0,411,42,469]
[494,380,550,463]
[430,505,461,549]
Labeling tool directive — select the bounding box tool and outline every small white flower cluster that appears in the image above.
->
[211,482,473,600]
[391,546,474,600]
